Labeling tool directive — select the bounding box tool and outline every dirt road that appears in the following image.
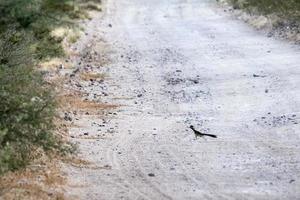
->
[64,0,300,199]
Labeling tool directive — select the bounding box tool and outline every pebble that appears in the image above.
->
[289,179,295,183]
[64,113,72,121]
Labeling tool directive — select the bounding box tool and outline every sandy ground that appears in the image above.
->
[62,0,300,199]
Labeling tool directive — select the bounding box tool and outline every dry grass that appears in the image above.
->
[67,157,112,173]
[38,58,74,72]
[79,72,106,81]
[0,157,66,200]
[58,92,119,114]
[80,2,102,11]
[64,157,111,170]
[67,29,82,44]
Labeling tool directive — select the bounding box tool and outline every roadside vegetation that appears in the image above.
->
[227,0,300,20]
[221,0,300,42]
[0,0,100,175]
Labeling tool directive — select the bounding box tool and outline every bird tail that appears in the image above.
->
[203,134,217,138]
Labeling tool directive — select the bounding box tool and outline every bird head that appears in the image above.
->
[189,125,194,129]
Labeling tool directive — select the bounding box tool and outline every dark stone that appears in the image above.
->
[289,179,295,183]
[64,113,72,121]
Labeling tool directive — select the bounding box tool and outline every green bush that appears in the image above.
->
[0,0,102,174]
[0,0,82,174]
[0,64,53,173]
[0,32,76,174]
[0,0,79,61]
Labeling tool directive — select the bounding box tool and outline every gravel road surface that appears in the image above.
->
[64,0,300,199]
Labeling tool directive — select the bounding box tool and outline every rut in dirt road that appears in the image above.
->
[64,0,300,199]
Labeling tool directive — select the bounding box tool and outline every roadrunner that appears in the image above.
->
[190,125,217,138]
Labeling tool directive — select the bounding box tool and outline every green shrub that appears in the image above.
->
[0,0,102,174]
[0,63,75,174]
[0,0,82,174]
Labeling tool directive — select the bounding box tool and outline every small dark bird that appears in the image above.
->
[190,125,217,138]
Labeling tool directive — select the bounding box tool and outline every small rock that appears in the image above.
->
[137,94,143,97]
[84,132,89,136]
[289,179,295,183]
[64,113,72,121]
[253,74,266,78]
[148,173,155,177]
[75,83,82,88]
[265,89,269,93]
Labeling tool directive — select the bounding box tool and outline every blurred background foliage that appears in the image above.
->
[228,0,300,20]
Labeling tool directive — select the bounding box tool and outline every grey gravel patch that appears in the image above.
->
[253,113,298,127]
